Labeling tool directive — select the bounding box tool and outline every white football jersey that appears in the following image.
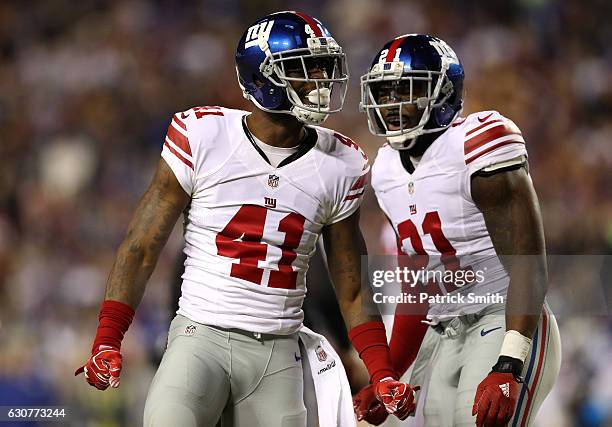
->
[161,106,369,334]
[372,111,528,322]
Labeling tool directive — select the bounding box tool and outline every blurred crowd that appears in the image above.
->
[0,0,610,426]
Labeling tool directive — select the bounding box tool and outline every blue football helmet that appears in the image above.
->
[235,11,348,125]
[360,34,464,149]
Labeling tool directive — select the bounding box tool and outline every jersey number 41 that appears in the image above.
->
[216,205,305,289]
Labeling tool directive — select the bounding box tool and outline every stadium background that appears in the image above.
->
[0,0,610,425]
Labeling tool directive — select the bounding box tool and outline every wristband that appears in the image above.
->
[92,300,135,352]
[499,330,532,362]
[492,355,524,382]
[349,321,397,384]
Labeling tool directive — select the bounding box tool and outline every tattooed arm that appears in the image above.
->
[105,158,190,308]
[322,209,379,330]
[75,158,189,390]
[471,165,547,339]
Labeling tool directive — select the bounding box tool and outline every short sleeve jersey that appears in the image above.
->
[371,111,527,321]
[161,106,370,334]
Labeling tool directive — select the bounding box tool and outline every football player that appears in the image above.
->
[75,12,417,427]
[352,34,561,426]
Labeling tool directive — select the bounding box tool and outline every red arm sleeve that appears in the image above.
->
[389,252,429,376]
[349,321,398,384]
[389,312,428,376]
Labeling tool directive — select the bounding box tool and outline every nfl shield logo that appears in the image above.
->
[408,181,415,194]
[184,325,197,336]
[315,345,327,362]
[268,174,280,188]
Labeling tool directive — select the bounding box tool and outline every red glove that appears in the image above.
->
[75,300,134,390]
[75,345,123,390]
[353,384,388,425]
[472,357,525,427]
[375,377,419,420]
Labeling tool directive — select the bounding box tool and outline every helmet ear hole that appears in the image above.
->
[431,104,454,128]
[253,75,265,88]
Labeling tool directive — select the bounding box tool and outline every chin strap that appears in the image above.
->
[290,87,331,125]
[386,134,417,150]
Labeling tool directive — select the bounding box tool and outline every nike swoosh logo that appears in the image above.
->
[181,112,190,119]
[480,326,502,337]
[294,352,302,362]
[478,113,493,123]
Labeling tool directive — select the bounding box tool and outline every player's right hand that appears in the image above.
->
[353,384,389,425]
[75,345,123,390]
[374,377,420,420]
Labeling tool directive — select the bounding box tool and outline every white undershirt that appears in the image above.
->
[252,135,299,167]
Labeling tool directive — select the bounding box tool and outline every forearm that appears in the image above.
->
[501,172,548,340]
[324,214,396,383]
[104,238,160,308]
[389,313,428,376]
[504,256,547,338]
[337,281,382,331]
[334,263,398,383]
[325,214,380,329]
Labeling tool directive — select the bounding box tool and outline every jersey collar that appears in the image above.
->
[241,115,318,168]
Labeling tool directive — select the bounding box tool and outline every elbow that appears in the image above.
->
[117,237,158,269]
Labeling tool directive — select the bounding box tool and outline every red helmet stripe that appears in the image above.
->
[293,12,323,37]
[386,36,406,62]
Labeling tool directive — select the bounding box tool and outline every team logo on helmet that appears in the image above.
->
[244,20,275,50]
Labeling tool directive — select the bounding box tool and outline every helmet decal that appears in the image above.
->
[293,11,323,37]
[244,20,275,50]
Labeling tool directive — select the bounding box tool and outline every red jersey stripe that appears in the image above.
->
[465,140,524,164]
[164,142,194,170]
[293,12,323,37]
[172,114,187,131]
[344,190,365,201]
[386,36,406,63]
[465,119,503,137]
[167,124,192,156]
[464,123,522,155]
[350,171,371,191]
[195,111,224,118]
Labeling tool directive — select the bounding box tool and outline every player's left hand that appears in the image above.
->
[374,377,419,420]
[472,372,519,427]
[353,384,389,425]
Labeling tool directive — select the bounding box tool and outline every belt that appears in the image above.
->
[431,304,505,338]
[211,325,280,342]
[434,312,481,330]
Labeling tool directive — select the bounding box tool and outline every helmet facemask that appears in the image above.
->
[258,37,349,125]
[360,59,460,149]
